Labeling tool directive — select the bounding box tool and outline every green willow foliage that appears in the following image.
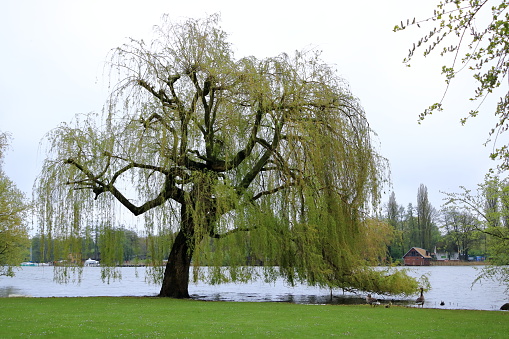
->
[443,174,509,289]
[0,132,30,276]
[35,15,418,297]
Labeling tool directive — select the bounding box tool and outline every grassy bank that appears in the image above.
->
[1,297,507,338]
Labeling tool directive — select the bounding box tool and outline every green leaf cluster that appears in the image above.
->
[0,132,30,276]
[443,173,509,289]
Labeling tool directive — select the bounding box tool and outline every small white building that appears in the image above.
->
[435,252,447,260]
[435,251,459,261]
[84,258,100,267]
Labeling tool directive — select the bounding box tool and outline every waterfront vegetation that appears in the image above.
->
[4,5,509,304]
[0,297,508,338]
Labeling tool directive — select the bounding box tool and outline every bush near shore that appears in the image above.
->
[0,297,507,338]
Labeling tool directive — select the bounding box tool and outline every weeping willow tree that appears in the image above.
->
[35,15,418,298]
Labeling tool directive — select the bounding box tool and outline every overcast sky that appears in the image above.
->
[0,0,501,213]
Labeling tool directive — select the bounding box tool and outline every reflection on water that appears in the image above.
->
[0,266,508,310]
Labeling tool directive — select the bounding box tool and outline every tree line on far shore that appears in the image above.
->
[25,176,508,268]
[384,176,509,269]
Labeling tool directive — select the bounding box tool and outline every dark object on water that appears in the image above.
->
[500,303,509,310]
[416,288,425,307]
[440,301,445,306]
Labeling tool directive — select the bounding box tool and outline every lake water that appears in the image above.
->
[1,266,508,311]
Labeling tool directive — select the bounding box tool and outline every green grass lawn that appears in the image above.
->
[1,297,507,338]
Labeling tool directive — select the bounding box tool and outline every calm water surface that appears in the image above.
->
[1,266,507,311]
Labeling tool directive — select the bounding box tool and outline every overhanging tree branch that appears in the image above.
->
[251,182,297,202]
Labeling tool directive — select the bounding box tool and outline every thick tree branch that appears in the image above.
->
[235,104,285,191]
[220,107,264,171]
[251,182,297,201]
[137,79,177,109]
[210,226,257,239]
[107,174,185,215]
[476,226,509,241]
[64,158,107,191]
[65,157,186,213]
[139,113,177,134]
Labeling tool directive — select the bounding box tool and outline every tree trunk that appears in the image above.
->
[158,229,193,298]
[158,192,206,298]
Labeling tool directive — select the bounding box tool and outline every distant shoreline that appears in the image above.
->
[429,260,488,266]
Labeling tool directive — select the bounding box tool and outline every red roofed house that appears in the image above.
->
[403,247,432,266]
